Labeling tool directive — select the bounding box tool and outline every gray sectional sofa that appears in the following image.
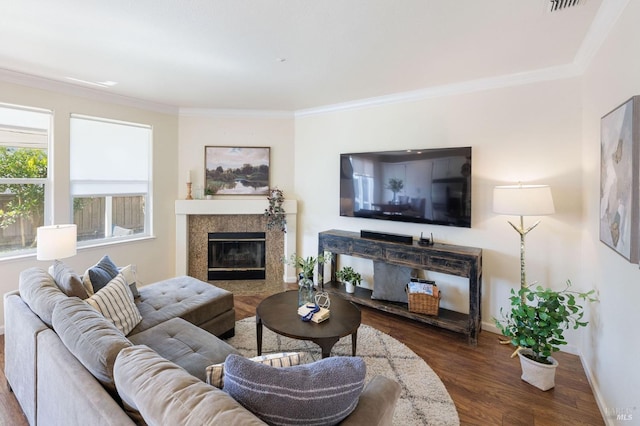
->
[4,266,401,425]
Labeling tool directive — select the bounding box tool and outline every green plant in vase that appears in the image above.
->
[264,187,286,232]
[336,266,362,294]
[493,280,596,390]
[285,252,333,306]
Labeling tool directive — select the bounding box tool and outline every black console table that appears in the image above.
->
[317,229,482,345]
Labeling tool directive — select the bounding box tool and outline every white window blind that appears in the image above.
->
[70,115,151,196]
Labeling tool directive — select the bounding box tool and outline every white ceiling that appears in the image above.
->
[0,0,621,112]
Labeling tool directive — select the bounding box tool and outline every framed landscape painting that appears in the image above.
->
[205,146,270,195]
[600,96,640,263]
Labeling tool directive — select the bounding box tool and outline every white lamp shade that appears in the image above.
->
[493,185,555,216]
[36,224,77,260]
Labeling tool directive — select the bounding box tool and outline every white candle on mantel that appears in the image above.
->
[186,170,192,183]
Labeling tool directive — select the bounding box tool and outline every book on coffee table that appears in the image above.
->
[297,305,330,323]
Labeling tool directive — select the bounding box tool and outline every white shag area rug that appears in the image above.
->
[226,317,460,426]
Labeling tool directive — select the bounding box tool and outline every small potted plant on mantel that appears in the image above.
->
[494,280,596,391]
[264,187,286,232]
[336,266,362,294]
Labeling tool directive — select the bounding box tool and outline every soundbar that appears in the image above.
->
[360,230,413,245]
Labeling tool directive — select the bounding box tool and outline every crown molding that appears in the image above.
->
[0,68,179,115]
[295,0,628,117]
[573,0,630,73]
[295,63,581,117]
[179,108,293,119]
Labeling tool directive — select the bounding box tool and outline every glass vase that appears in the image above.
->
[298,276,315,307]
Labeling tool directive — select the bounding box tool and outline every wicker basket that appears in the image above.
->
[407,287,440,316]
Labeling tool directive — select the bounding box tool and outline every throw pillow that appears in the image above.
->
[50,260,89,299]
[118,264,140,298]
[371,261,412,303]
[85,274,142,335]
[224,354,366,426]
[206,352,302,388]
[83,255,119,294]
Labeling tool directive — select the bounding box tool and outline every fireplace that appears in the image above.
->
[208,232,266,280]
[175,199,298,284]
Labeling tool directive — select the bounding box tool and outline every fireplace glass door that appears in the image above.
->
[208,232,266,280]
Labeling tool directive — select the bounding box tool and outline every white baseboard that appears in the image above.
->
[579,353,610,425]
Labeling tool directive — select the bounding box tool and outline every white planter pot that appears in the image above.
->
[344,281,356,294]
[518,349,559,391]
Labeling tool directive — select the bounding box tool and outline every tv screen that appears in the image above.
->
[340,147,472,227]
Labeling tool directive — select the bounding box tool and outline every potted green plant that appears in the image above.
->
[264,187,286,232]
[494,280,596,391]
[335,266,362,294]
[285,252,333,306]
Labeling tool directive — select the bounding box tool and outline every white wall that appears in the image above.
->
[0,80,179,331]
[292,4,640,418]
[294,78,585,320]
[581,0,640,420]
[178,112,295,200]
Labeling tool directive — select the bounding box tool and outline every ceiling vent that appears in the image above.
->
[547,0,584,12]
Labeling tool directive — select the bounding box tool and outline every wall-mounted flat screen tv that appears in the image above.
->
[340,147,472,227]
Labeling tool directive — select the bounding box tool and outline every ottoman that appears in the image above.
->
[131,276,236,338]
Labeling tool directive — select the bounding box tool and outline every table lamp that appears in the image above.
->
[493,184,555,292]
[36,224,77,261]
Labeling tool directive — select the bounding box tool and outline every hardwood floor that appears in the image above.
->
[1,293,604,426]
[236,294,604,426]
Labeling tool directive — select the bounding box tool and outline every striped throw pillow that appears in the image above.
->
[206,352,302,388]
[224,354,366,426]
[85,273,142,335]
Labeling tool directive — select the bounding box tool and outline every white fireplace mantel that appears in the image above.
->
[175,199,297,282]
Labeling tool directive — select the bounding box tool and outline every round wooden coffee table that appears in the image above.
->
[256,290,361,358]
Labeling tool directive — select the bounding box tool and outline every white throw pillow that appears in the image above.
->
[205,352,302,388]
[85,273,142,335]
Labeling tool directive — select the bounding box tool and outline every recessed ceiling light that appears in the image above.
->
[66,77,118,88]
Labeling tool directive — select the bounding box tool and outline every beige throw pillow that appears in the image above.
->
[206,352,302,388]
[86,273,142,335]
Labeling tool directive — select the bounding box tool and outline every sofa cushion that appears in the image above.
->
[83,255,119,294]
[86,274,142,336]
[224,354,366,426]
[18,267,68,327]
[131,276,234,334]
[114,345,267,425]
[128,317,239,382]
[51,297,132,394]
[206,352,302,388]
[50,260,89,299]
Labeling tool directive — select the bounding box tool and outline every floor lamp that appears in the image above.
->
[493,184,555,294]
[36,224,77,263]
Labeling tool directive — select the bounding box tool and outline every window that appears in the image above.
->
[0,104,51,256]
[351,157,374,211]
[70,115,152,243]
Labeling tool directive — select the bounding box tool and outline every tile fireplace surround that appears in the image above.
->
[175,199,298,286]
